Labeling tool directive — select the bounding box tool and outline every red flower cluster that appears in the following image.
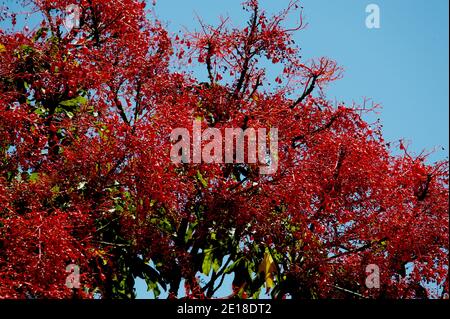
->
[0,0,447,299]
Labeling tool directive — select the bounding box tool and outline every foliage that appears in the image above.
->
[0,0,448,299]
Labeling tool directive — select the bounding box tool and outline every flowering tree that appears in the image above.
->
[0,0,448,299]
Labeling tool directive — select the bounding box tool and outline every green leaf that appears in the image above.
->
[202,248,214,275]
[59,96,87,111]
[212,257,221,273]
[34,107,46,116]
[184,221,197,243]
[51,185,60,193]
[146,280,161,298]
[29,172,39,183]
[20,44,34,55]
[150,216,173,234]
[252,287,262,299]
[258,250,277,290]
[196,170,208,188]
[224,257,243,274]
[33,27,48,42]
[135,259,166,298]
[65,110,74,119]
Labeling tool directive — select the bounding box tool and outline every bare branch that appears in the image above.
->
[289,75,317,109]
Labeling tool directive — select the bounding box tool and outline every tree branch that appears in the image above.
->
[290,75,317,109]
[232,5,259,99]
[206,42,215,84]
[326,237,388,261]
[292,113,338,148]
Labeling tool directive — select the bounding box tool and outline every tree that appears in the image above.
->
[0,0,448,299]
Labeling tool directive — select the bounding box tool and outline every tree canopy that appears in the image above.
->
[0,0,448,299]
